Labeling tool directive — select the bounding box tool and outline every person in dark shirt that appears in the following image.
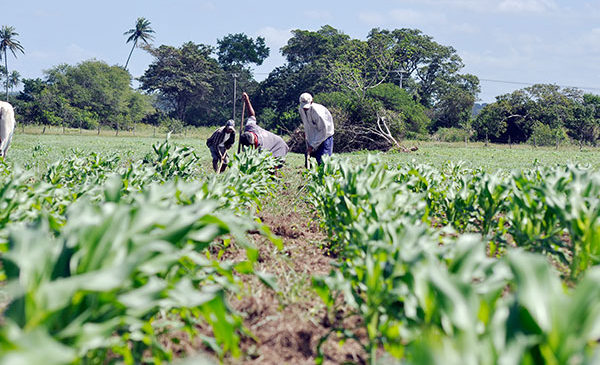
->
[206,119,236,172]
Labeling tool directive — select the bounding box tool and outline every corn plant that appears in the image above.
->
[405,251,600,365]
[0,140,284,363]
[308,157,600,364]
[44,152,120,187]
[143,136,200,181]
[306,156,426,255]
[0,180,275,364]
[544,166,600,278]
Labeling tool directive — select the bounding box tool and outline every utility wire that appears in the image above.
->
[479,78,600,92]
[249,71,600,92]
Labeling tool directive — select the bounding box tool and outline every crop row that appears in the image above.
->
[307,157,600,365]
[0,140,281,364]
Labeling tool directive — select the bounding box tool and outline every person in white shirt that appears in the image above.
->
[298,92,334,165]
[0,101,16,158]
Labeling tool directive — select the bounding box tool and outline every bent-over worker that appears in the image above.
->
[240,92,289,159]
[206,119,236,172]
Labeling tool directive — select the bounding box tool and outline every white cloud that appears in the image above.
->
[577,27,600,54]
[400,0,558,14]
[389,8,447,25]
[451,22,479,34]
[497,0,557,14]
[358,8,446,27]
[32,9,59,17]
[29,50,52,60]
[358,11,386,26]
[65,44,97,63]
[201,1,216,11]
[303,10,331,20]
[462,49,531,71]
[254,27,292,80]
[256,26,292,49]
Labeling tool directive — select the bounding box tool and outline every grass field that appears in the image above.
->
[9,132,600,174]
[4,132,600,364]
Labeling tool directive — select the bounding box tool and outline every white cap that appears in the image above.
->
[299,92,313,109]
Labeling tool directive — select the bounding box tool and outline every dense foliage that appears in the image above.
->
[473,84,600,146]
[307,156,600,364]
[10,25,481,150]
[14,60,154,133]
[256,26,479,149]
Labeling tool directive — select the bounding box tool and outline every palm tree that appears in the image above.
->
[5,70,20,94]
[0,26,25,102]
[123,17,155,71]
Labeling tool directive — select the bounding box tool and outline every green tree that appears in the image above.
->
[0,25,25,102]
[139,42,220,124]
[568,94,600,146]
[213,33,266,125]
[367,83,430,136]
[53,61,132,133]
[430,73,480,130]
[5,70,20,94]
[258,25,478,148]
[256,26,350,125]
[123,17,155,70]
[326,36,396,100]
[368,28,467,108]
[17,61,153,133]
[471,101,509,144]
[281,25,349,68]
[473,84,582,143]
[216,33,269,68]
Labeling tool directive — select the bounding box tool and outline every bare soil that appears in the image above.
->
[226,211,367,365]
[160,191,368,364]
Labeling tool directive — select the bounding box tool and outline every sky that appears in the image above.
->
[5,0,600,103]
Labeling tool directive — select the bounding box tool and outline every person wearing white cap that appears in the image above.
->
[298,92,334,165]
[206,119,236,172]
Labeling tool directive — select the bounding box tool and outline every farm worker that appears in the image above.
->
[298,92,334,165]
[240,92,289,159]
[206,119,236,172]
[0,101,16,158]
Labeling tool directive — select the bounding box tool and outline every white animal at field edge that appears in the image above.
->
[0,101,15,158]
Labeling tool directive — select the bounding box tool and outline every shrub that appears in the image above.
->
[527,121,569,146]
[434,127,471,143]
[161,117,185,134]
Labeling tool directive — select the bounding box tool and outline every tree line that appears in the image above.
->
[472,84,600,147]
[4,20,600,148]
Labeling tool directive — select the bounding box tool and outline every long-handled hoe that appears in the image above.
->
[237,102,246,154]
[217,149,225,173]
[304,139,311,169]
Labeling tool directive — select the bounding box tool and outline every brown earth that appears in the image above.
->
[226,212,367,365]
[160,204,368,364]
